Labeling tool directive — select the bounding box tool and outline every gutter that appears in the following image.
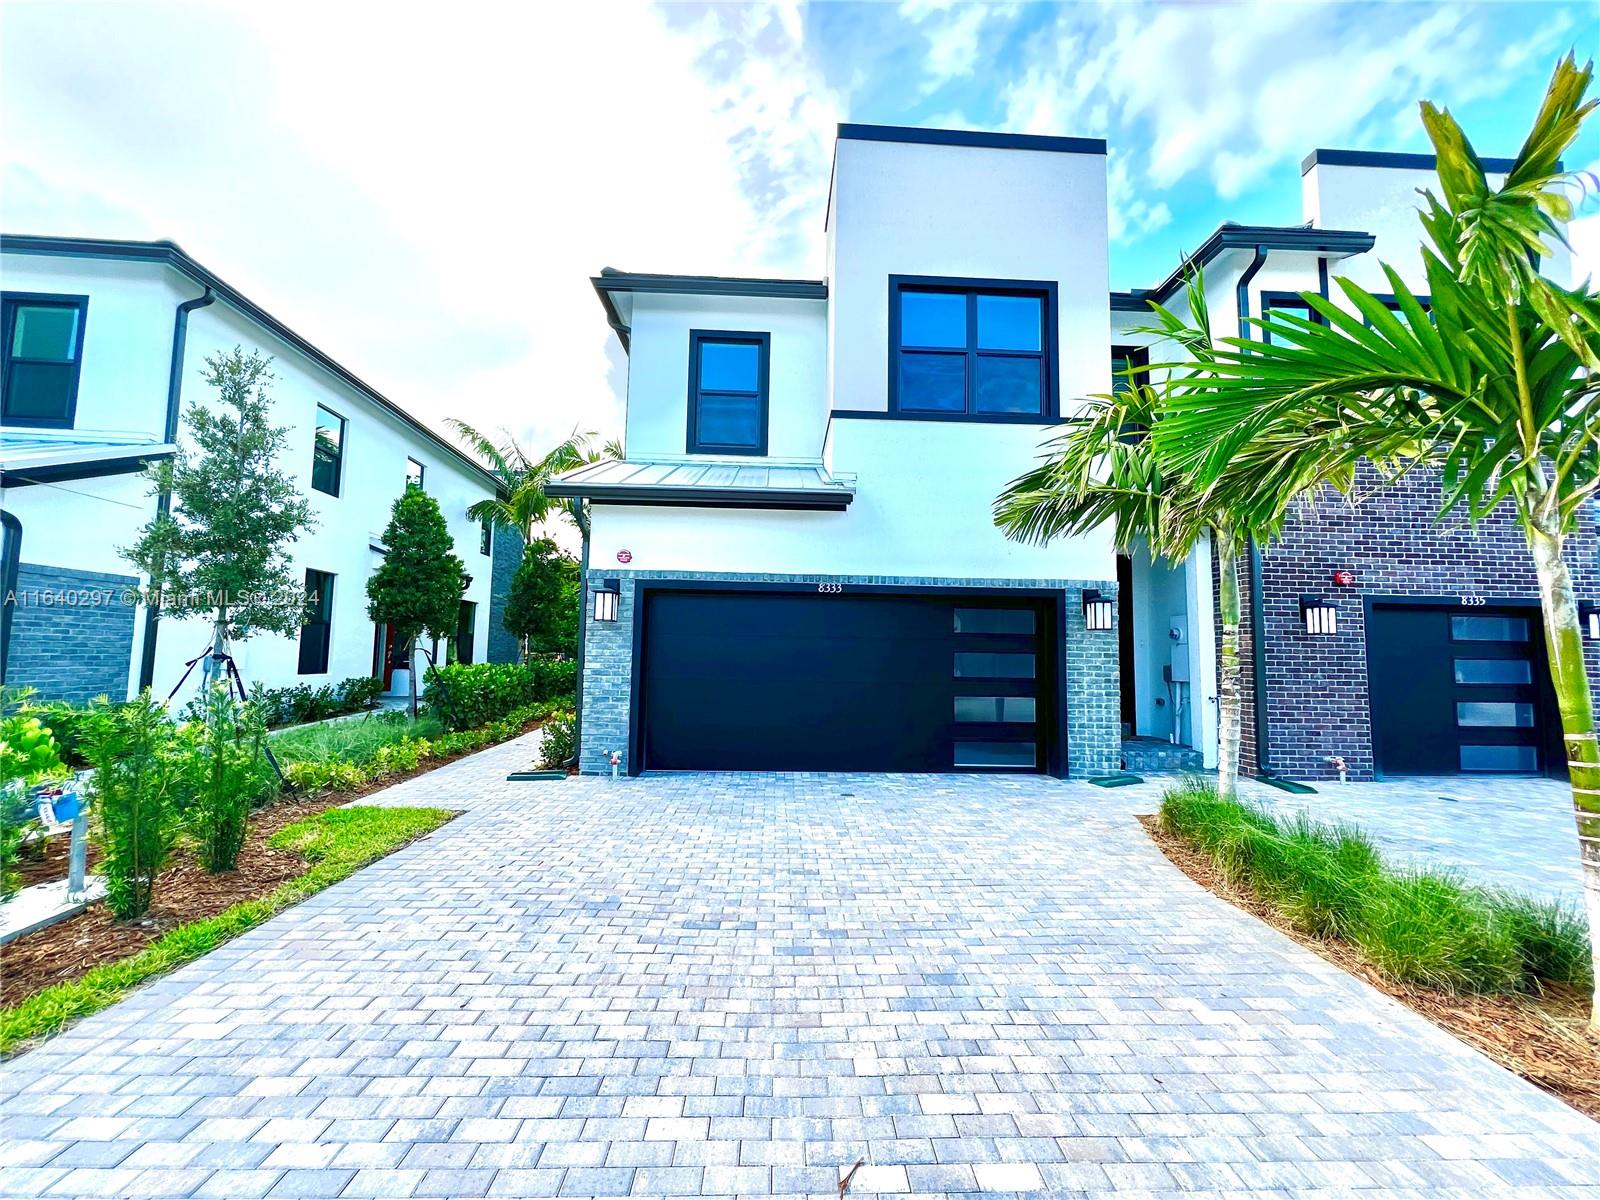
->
[138,286,215,693]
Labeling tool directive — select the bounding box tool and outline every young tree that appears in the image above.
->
[504,537,580,659]
[1154,55,1600,1025]
[366,488,466,715]
[127,350,313,692]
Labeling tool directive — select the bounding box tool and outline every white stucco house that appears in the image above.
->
[0,236,508,707]
[552,126,1584,783]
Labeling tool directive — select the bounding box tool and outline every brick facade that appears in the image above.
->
[1234,464,1600,781]
[579,570,1121,778]
[6,563,139,704]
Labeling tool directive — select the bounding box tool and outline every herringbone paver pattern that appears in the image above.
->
[2,755,1597,1198]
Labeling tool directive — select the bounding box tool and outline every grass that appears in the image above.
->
[1158,778,1593,996]
[270,711,443,767]
[0,805,455,1055]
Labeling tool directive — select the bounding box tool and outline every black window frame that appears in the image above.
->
[1,292,90,429]
[888,275,1059,422]
[686,329,770,456]
[311,404,346,497]
[479,516,492,557]
[298,568,335,675]
[1110,344,1149,396]
[405,456,425,490]
[1260,291,1323,347]
[454,599,477,665]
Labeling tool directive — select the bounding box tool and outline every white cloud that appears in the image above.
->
[0,0,843,459]
[898,1,1019,95]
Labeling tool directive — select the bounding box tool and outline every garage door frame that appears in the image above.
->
[1362,593,1561,780]
[626,579,1071,777]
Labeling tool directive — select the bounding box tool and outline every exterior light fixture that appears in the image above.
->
[1082,588,1114,632]
[1582,603,1600,640]
[1301,596,1338,635]
[592,578,621,623]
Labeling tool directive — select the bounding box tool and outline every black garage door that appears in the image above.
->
[639,590,1056,773]
[1367,605,1560,776]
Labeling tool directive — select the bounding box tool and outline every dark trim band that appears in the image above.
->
[1301,148,1525,175]
[837,124,1106,156]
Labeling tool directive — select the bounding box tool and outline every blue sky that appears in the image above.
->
[3,0,1596,452]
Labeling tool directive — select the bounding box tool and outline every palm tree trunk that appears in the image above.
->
[1526,515,1600,1031]
[1215,528,1241,799]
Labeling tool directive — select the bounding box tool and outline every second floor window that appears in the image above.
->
[687,330,769,455]
[1261,293,1319,346]
[479,517,492,556]
[405,457,425,490]
[312,405,345,496]
[1111,346,1149,396]
[2,293,88,428]
[891,278,1056,418]
[298,569,334,675]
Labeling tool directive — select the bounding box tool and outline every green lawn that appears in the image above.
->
[270,711,443,767]
[0,804,455,1055]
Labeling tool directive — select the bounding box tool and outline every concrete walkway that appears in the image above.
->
[1,765,1596,1198]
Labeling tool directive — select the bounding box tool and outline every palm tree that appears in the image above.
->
[998,275,1258,796]
[446,421,609,545]
[1153,54,1600,1026]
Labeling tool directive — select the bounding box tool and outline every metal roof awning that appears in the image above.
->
[546,458,855,511]
[0,428,175,487]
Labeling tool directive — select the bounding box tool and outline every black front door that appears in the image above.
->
[1368,605,1549,776]
[639,590,1054,773]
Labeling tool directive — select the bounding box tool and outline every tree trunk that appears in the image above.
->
[1526,516,1600,1032]
[1215,529,1242,799]
[202,607,228,698]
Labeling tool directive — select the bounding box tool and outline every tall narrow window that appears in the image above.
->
[1110,346,1148,396]
[312,405,345,496]
[405,457,425,490]
[298,569,334,675]
[1,294,88,428]
[479,517,492,556]
[454,600,477,665]
[687,331,769,454]
[891,278,1055,418]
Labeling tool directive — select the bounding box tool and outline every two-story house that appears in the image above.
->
[553,127,1595,783]
[0,235,512,707]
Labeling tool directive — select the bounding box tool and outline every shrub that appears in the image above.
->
[1158,782,1595,996]
[255,676,384,727]
[1,689,68,903]
[182,684,276,873]
[424,660,576,731]
[23,698,97,769]
[538,715,577,770]
[337,675,384,713]
[272,711,441,769]
[83,693,186,919]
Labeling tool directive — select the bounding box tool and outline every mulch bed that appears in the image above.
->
[0,727,532,1009]
[1141,814,1600,1121]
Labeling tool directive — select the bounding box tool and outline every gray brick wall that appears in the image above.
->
[486,523,523,665]
[579,570,1120,777]
[1242,464,1600,781]
[5,563,139,704]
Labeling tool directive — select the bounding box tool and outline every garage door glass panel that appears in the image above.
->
[1460,744,1538,772]
[1454,658,1532,685]
[953,608,1035,635]
[1456,701,1535,727]
[1451,615,1530,642]
[954,741,1037,768]
[954,652,1034,679]
[954,696,1036,723]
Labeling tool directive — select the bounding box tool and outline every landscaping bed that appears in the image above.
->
[1143,795,1599,1120]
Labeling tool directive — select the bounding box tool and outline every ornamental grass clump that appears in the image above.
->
[83,693,185,920]
[1157,782,1593,997]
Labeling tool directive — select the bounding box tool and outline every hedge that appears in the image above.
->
[422,660,576,731]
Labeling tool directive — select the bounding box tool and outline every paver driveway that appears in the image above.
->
[3,752,1598,1198]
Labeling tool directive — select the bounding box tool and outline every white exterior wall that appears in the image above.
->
[624,294,827,461]
[828,137,1112,414]
[1,250,496,701]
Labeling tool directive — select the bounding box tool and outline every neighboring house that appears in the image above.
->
[552,128,1592,783]
[0,235,507,706]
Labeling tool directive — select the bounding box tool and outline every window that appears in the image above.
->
[953,652,1035,679]
[1,293,88,428]
[454,600,477,665]
[687,331,768,454]
[1456,701,1535,728]
[298,569,334,675]
[953,608,1035,635]
[405,457,425,490]
[1110,346,1148,396]
[891,277,1056,418]
[1451,615,1530,642]
[479,517,492,556]
[954,696,1037,723]
[1369,293,1434,328]
[1261,293,1319,346]
[1453,659,1532,685]
[1460,744,1537,773]
[954,741,1037,768]
[312,405,345,496]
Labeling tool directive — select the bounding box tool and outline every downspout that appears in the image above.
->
[137,286,215,692]
[0,509,20,687]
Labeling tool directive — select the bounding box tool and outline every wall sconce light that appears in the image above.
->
[1582,603,1600,641]
[592,578,621,623]
[1301,596,1338,635]
[1082,588,1114,632]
